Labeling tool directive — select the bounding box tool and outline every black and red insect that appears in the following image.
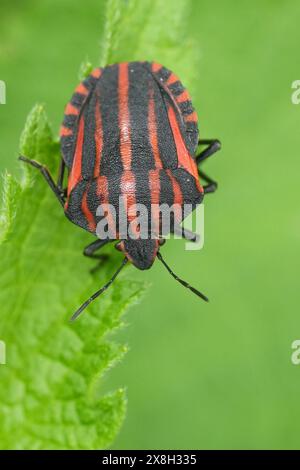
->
[20,61,221,320]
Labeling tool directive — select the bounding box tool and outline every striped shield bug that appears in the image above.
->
[19,62,221,320]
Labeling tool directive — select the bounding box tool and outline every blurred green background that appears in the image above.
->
[1,0,300,450]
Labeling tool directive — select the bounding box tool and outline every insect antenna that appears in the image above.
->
[157,252,209,302]
[70,257,128,321]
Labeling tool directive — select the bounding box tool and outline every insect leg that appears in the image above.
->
[19,156,65,207]
[196,139,220,194]
[83,238,111,260]
[199,169,218,194]
[84,239,113,273]
[196,139,221,165]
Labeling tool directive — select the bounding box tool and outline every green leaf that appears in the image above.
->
[100,0,199,93]
[0,106,144,448]
[78,60,94,81]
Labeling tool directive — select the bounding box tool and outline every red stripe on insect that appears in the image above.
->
[149,169,161,237]
[60,126,73,137]
[67,114,84,195]
[96,175,109,203]
[167,170,183,205]
[118,63,132,171]
[166,170,183,223]
[120,172,136,219]
[185,111,198,123]
[91,68,102,79]
[121,171,140,238]
[152,62,163,73]
[176,89,191,104]
[65,103,79,116]
[166,73,179,86]
[97,176,109,204]
[75,83,89,96]
[96,176,117,238]
[148,88,163,169]
[82,185,96,232]
[167,106,199,181]
[94,96,103,177]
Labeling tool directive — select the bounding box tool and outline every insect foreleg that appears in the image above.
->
[198,169,218,194]
[196,139,221,165]
[19,156,66,207]
[83,239,113,274]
